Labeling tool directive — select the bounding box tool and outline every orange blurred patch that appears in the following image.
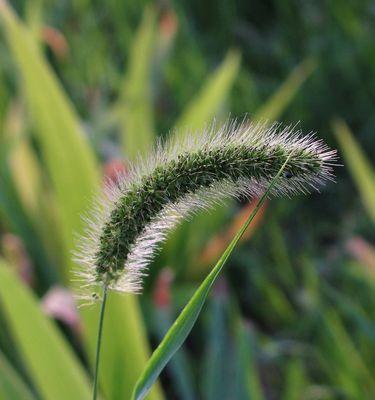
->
[153,268,174,309]
[42,26,69,59]
[1,233,34,286]
[102,158,128,186]
[199,199,268,266]
[159,9,178,40]
[346,236,375,279]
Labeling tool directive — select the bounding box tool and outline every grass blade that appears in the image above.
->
[254,58,316,121]
[131,154,292,400]
[234,320,265,400]
[119,6,157,159]
[3,101,66,274]
[0,1,100,258]
[0,150,57,286]
[0,6,164,399]
[174,50,241,134]
[166,57,310,280]
[281,359,306,400]
[84,294,165,400]
[332,118,375,223]
[152,305,195,400]
[0,351,36,400]
[201,289,229,400]
[320,309,375,398]
[0,261,91,400]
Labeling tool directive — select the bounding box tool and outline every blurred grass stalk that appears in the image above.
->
[119,5,157,159]
[332,118,375,223]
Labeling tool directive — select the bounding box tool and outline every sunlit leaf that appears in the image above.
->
[174,50,241,134]
[0,261,91,400]
[254,58,316,121]
[119,6,157,159]
[0,1,99,258]
[0,5,164,400]
[0,351,36,400]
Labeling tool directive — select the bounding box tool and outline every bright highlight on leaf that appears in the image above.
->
[75,119,336,301]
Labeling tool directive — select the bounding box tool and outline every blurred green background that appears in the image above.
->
[0,0,374,399]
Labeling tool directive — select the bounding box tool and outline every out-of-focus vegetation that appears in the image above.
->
[0,1,374,399]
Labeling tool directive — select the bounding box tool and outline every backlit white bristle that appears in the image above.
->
[73,119,337,303]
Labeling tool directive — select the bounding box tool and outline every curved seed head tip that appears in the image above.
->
[73,119,337,302]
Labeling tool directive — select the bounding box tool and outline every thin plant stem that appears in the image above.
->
[92,285,108,400]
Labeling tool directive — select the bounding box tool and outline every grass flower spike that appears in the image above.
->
[75,120,336,300]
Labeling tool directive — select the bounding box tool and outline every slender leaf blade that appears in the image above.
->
[281,359,307,400]
[233,318,264,400]
[174,50,241,134]
[0,261,91,400]
[332,118,375,223]
[131,155,291,400]
[0,6,164,400]
[0,1,100,255]
[120,6,157,159]
[254,58,316,121]
[84,294,165,400]
[0,351,36,400]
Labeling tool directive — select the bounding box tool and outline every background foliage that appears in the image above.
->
[0,0,374,399]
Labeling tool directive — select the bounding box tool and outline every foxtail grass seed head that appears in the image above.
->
[74,120,337,302]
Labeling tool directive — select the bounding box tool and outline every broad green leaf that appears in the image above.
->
[0,261,91,400]
[174,50,241,134]
[0,1,100,258]
[0,5,164,400]
[25,0,43,42]
[254,58,316,121]
[131,155,291,400]
[332,118,375,223]
[3,101,66,272]
[120,6,157,159]
[4,102,43,222]
[0,351,36,400]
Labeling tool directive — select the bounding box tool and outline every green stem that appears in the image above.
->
[92,285,108,400]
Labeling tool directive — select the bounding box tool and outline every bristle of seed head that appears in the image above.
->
[73,119,337,303]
